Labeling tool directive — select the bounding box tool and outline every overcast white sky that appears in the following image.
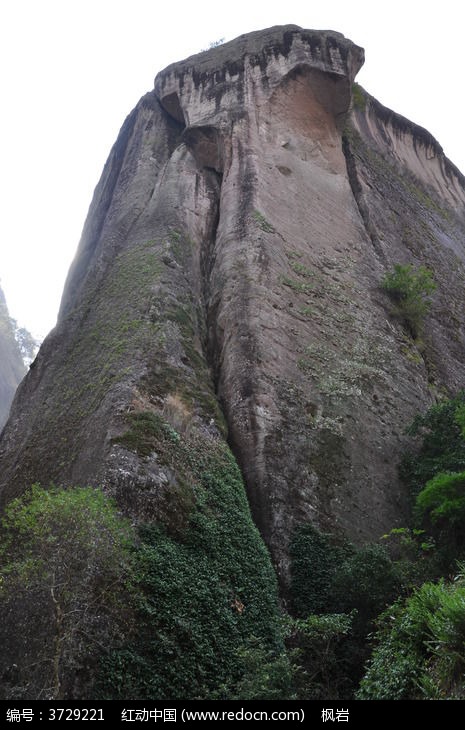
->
[0,0,463,340]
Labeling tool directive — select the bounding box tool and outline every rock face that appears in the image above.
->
[1,25,465,586]
[0,286,25,430]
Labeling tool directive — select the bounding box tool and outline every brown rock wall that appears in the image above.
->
[1,26,465,586]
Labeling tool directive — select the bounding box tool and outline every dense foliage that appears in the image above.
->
[289,524,402,695]
[358,571,465,699]
[0,433,286,700]
[104,414,286,698]
[289,525,348,616]
[358,393,465,698]
[5,392,465,701]
[98,443,286,699]
[0,485,135,699]
[290,391,465,700]
[290,525,399,627]
[416,471,465,528]
[289,613,354,700]
[381,263,436,337]
[399,391,465,568]
[331,544,400,628]
[401,391,465,498]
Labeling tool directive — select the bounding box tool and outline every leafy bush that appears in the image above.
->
[381,527,436,590]
[0,433,286,701]
[400,391,465,499]
[399,393,465,570]
[357,582,441,699]
[289,525,402,696]
[358,572,465,699]
[0,485,135,699]
[414,471,465,560]
[289,613,354,700]
[290,525,399,626]
[332,544,400,628]
[218,637,293,700]
[289,525,348,616]
[381,263,436,337]
[416,471,465,526]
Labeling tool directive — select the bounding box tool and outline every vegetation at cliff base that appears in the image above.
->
[284,391,465,700]
[0,413,286,701]
[357,392,465,699]
[0,461,287,701]
[5,392,465,701]
[288,524,402,696]
[98,438,286,700]
[402,391,465,569]
[358,571,465,699]
[0,485,135,699]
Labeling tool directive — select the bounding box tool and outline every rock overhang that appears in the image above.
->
[154,25,365,128]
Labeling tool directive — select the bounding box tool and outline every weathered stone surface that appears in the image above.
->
[1,25,465,588]
[0,286,25,430]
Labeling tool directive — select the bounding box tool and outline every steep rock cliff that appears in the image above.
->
[1,25,465,592]
[0,286,25,430]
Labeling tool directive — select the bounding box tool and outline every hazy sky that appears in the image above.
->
[1,0,463,340]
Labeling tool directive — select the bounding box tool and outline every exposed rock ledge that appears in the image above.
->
[155,25,364,129]
[352,88,465,211]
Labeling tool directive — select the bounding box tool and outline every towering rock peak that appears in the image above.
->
[1,25,465,591]
[0,285,25,430]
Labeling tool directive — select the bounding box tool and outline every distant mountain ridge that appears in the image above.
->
[0,285,25,430]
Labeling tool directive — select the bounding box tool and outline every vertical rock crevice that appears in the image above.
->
[180,125,225,394]
[342,127,386,261]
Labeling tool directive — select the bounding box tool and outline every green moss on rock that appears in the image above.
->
[99,432,285,699]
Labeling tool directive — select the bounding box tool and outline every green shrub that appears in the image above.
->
[217,637,293,700]
[357,582,441,699]
[332,544,400,628]
[381,527,436,589]
[381,263,436,337]
[399,393,465,569]
[400,391,465,499]
[416,471,465,526]
[358,573,465,699]
[289,525,402,696]
[454,403,465,437]
[414,471,465,561]
[0,485,135,699]
[0,427,287,701]
[289,525,348,616]
[290,526,399,625]
[289,613,354,700]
